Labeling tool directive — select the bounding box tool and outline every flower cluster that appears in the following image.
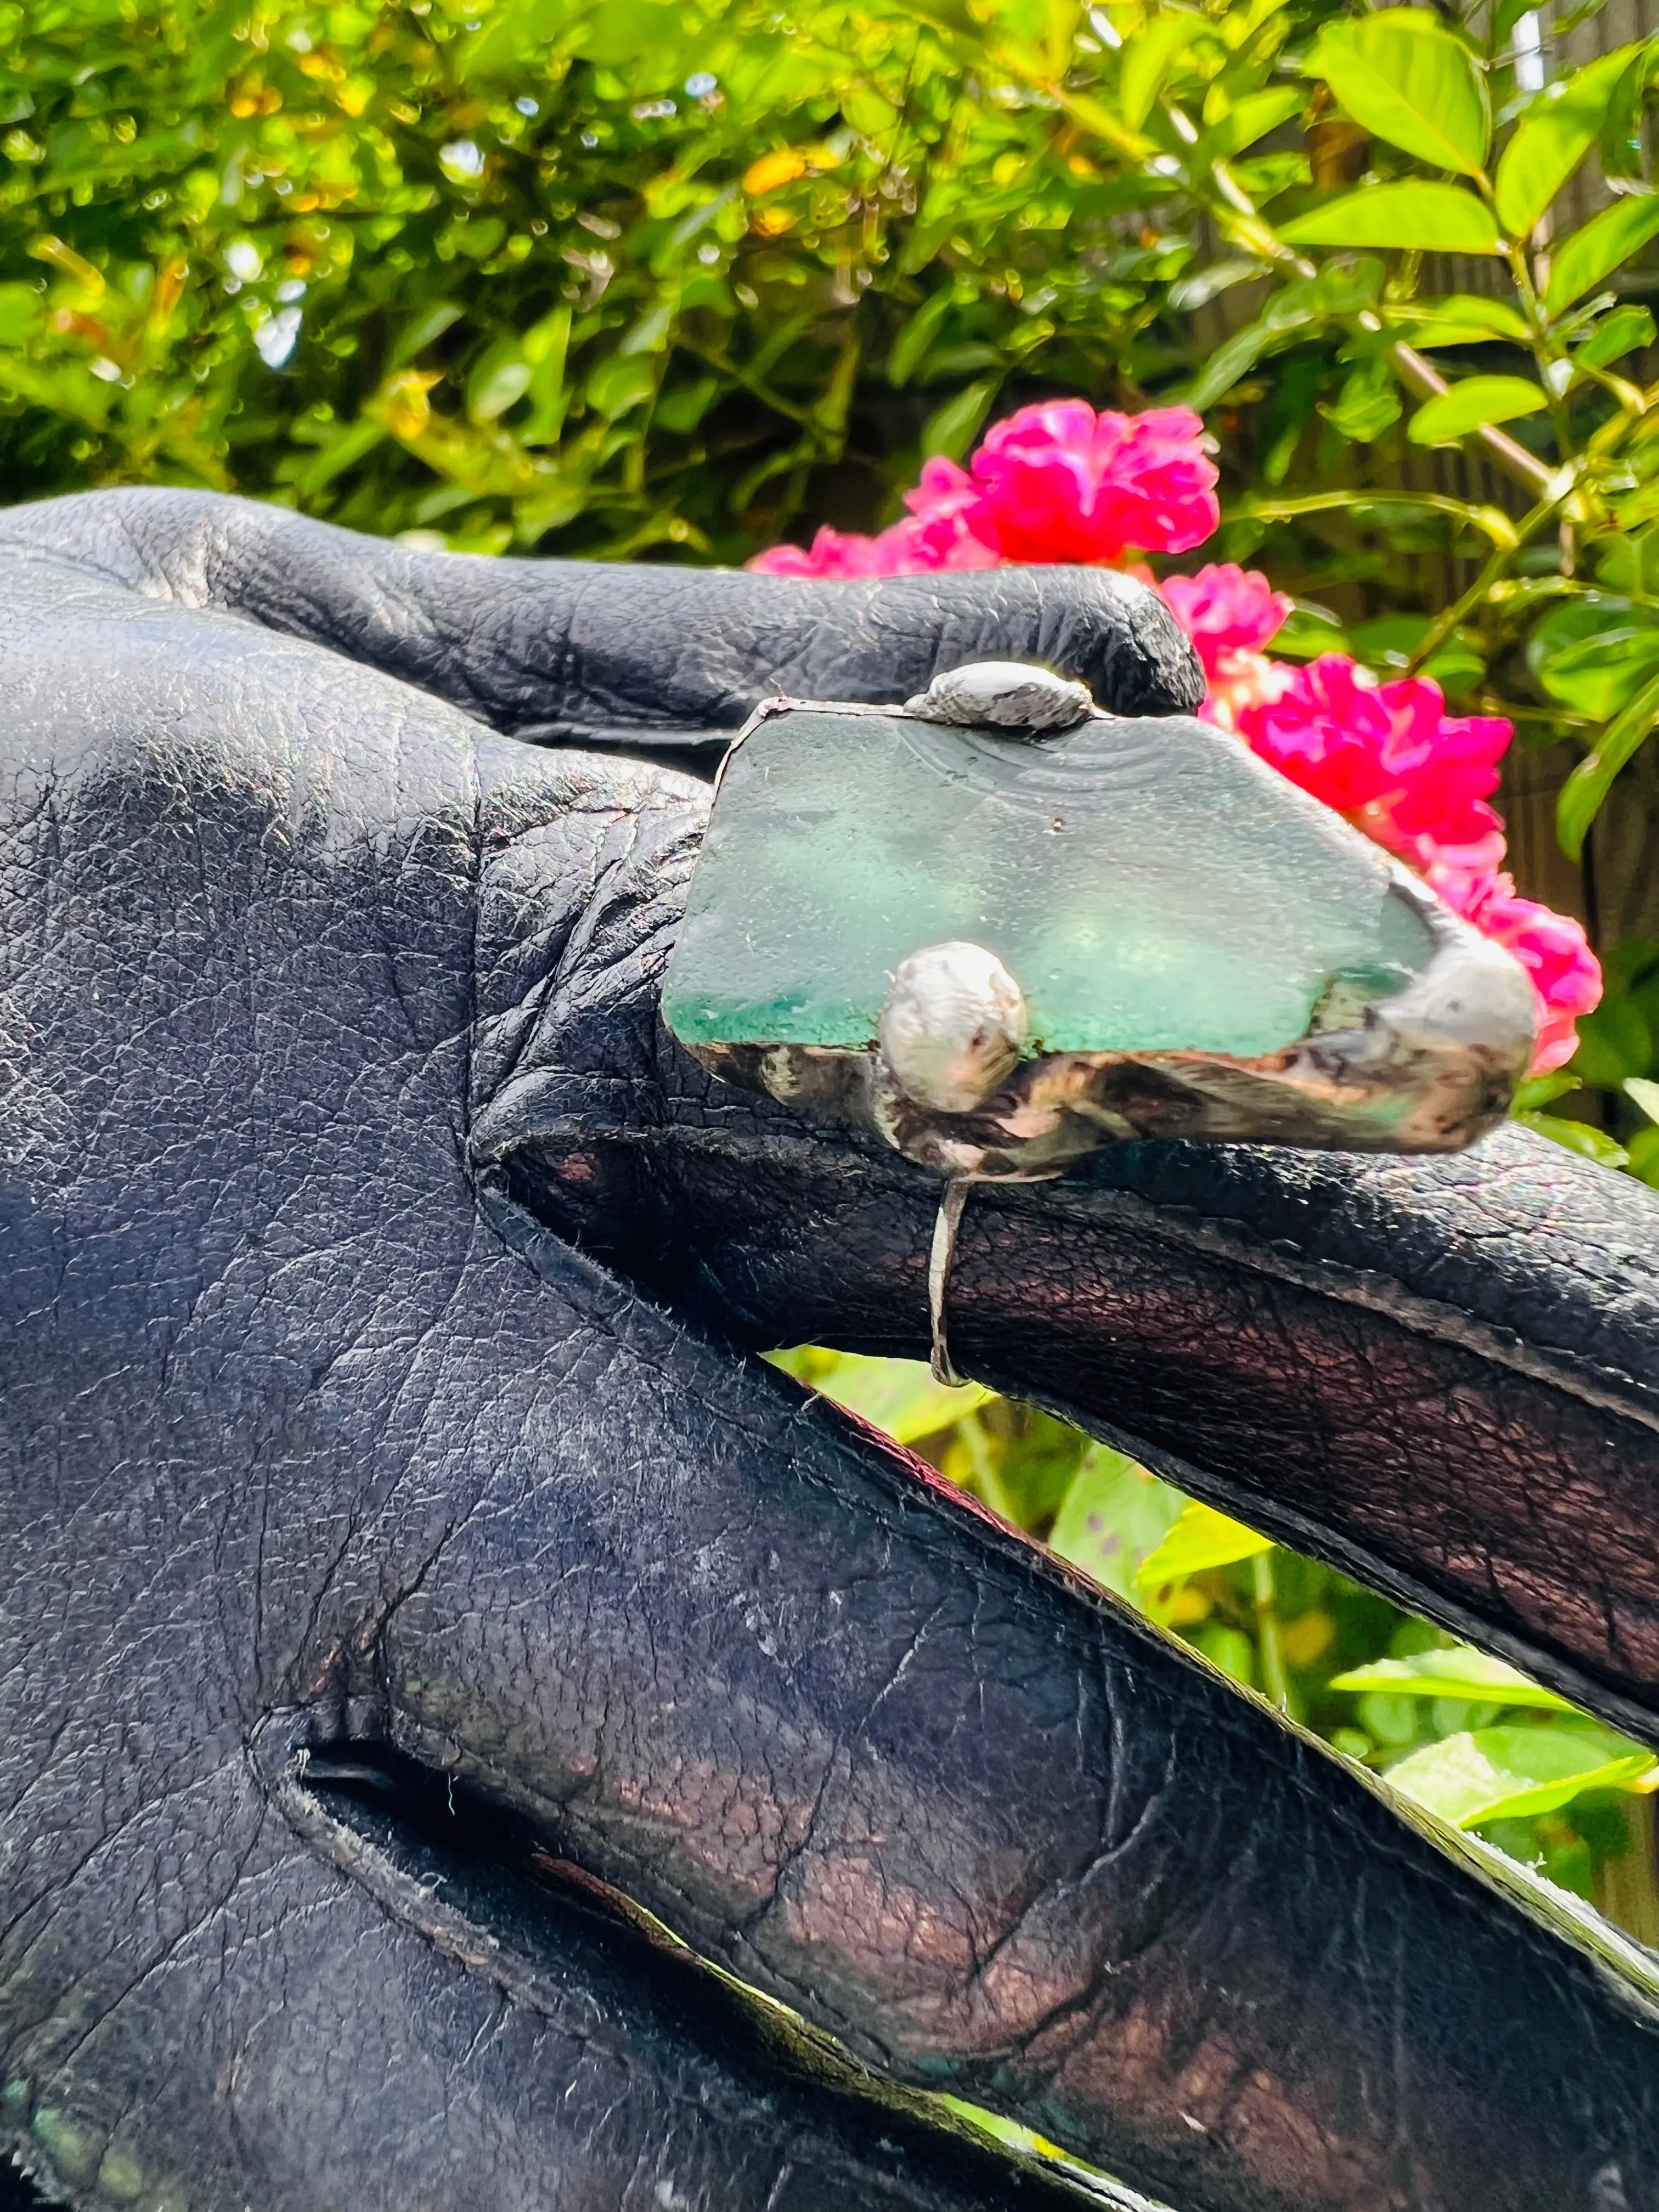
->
[751,402,1218,578]
[1425,861,1603,1076]
[751,402,1599,1071]
[1158,563,1291,737]
[1159,566,1598,1070]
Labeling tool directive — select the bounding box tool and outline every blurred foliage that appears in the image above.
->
[0,0,1241,553]
[776,1344,1659,1942]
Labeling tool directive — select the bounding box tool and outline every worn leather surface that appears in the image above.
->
[3,489,1659,2212]
[593,1108,1659,1736]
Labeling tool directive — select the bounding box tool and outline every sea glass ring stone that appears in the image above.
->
[661,665,1537,1180]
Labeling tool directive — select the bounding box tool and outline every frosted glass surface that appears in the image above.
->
[663,708,1433,1059]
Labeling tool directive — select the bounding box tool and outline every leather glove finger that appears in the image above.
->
[2,1711,1115,2212]
[391,709,1659,2207]
[0,486,1204,748]
[359,1156,1659,2212]
[595,1098,1659,1748]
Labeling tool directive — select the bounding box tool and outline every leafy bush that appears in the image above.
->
[1,0,1198,550]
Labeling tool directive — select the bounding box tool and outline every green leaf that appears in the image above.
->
[1600,38,1657,182]
[1330,1647,1573,1709]
[1577,303,1657,365]
[1168,258,1267,312]
[1196,1622,1258,1688]
[619,301,674,356]
[285,417,387,499]
[1048,1447,1186,1604]
[921,375,997,461]
[1121,12,1201,131]
[1571,995,1654,1089]
[1282,183,1501,255]
[1592,525,1659,597]
[1528,595,1659,718]
[1385,1725,1657,1828]
[1181,323,1276,409]
[1422,641,1486,693]
[1199,86,1305,162]
[1350,614,1485,689]
[1266,258,1383,326]
[585,351,658,419]
[1306,11,1490,178]
[0,282,40,348]
[466,338,531,424]
[1494,46,1641,236]
[766,1349,990,1443]
[1273,605,1350,658]
[1513,1071,1581,1112]
[1183,258,1383,409]
[896,0,983,41]
[812,329,860,435]
[1135,1500,1273,1587]
[1393,293,1532,345]
[1514,1110,1632,1166]
[571,0,685,66]
[389,300,464,369]
[1627,1075,1659,1125]
[1407,374,1548,444]
[1629,1124,1659,1188]
[888,287,954,388]
[1558,663,1659,857]
[1322,354,1402,442]
[1545,192,1659,315]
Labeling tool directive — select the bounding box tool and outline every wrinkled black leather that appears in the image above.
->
[3,490,1659,2212]
[583,1105,1659,1738]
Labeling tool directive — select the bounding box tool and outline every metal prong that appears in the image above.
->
[928,1177,973,1386]
[904,661,1093,735]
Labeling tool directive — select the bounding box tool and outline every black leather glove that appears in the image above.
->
[3,489,1658,2212]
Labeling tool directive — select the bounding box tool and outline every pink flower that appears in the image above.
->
[1160,565,1296,735]
[1160,564,1293,679]
[1234,656,1510,871]
[1234,654,1401,813]
[743,409,1600,1077]
[918,400,1220,565]
[749,402,1218,575]
[1359,704,1511,873]
[746,483,1001,579]
[1357,678,1510,870]
[1196,650,1289,733]
[1427,863,1602,1074]
[747,526,913,579]
[896,456,1002,569]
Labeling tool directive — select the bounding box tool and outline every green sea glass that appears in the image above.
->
[662,703,1434,1062]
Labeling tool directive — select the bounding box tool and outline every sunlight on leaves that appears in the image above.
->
[767,1347,991,1443]
[1330,1646,1573,1709]
[1386,1726,1659,1829]
[1135,1500,1274,1587]
[1306,11,1489,178]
